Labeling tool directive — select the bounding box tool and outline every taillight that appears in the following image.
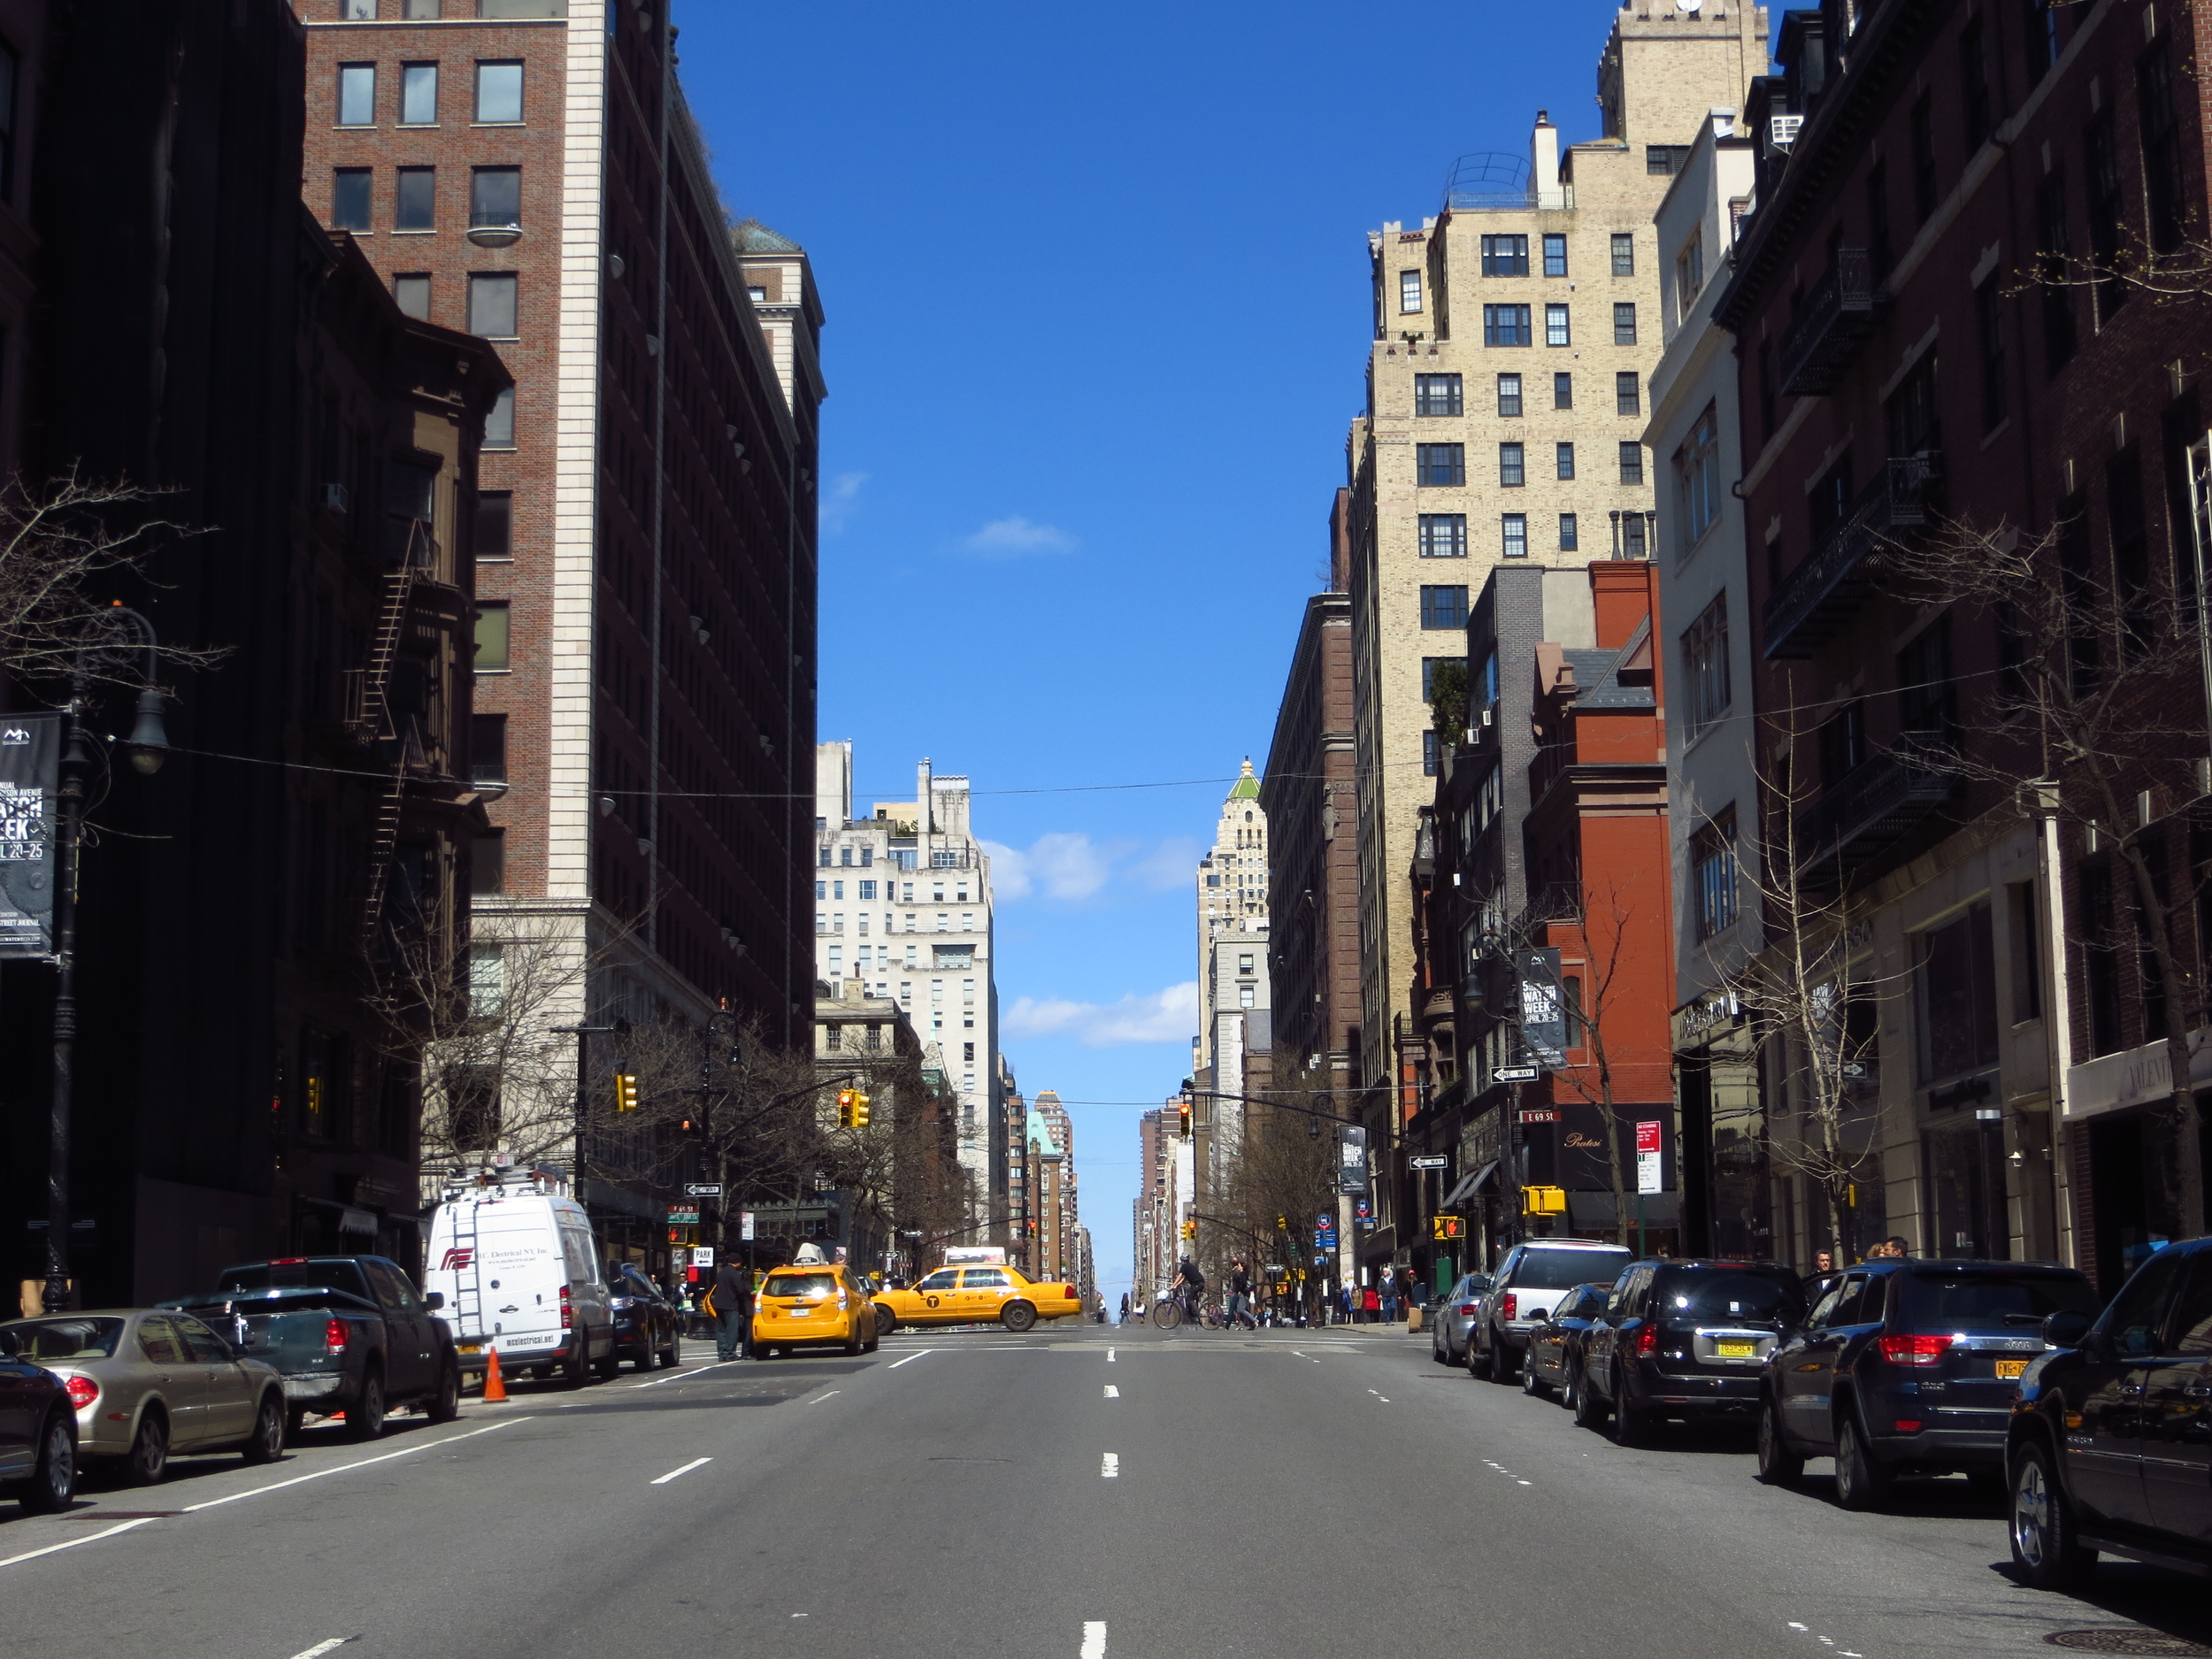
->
[65,1375,98,1411]
[1634,1323,1657,1357]
[1877,1333,1950,1366]
[560,1286,572,1329]
[1502,1293,1517,1320]
[1893,1417,1924,1432]
[1064,1286,1077,1301]
[325,1317,349,1354]
[1457,1302,1479,1316]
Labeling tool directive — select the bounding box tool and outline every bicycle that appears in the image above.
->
[1152,1285,1199,1330]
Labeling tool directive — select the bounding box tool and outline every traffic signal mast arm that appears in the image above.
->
[1182,1087,1368,1127]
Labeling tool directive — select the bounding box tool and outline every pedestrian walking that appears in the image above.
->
[711,1256,754,1362]
[1361,1283,1379,1323]
[1118,1292,1130,1325]
[1379,1277,1398,1325]
[1225,1257,1256,1329]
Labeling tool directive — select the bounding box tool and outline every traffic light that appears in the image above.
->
[1180,1219,1195,1241]
[850,1091,871,1128]
[614,1073,640,1113]
[836,1089,856,1128]
[1276,1214,1288,1233]
[1178,1094,1193,1139]
[1522,1185,1567,1216]
[1432,1215,1464,1240]
[679,1114,703,1138]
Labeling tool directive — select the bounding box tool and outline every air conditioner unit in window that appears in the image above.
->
[319,482,349,515]
[1769,114,1803,150]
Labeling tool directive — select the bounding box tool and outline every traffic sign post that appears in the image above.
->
[1636,1119,1663,1257]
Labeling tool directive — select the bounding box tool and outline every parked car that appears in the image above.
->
[608,1264,683,1371]
[1522,1282,1612,1406]
[753,1263,879,1357]
[195,1256,464,1435]
[1580,1259,1805,1444]
[2006,1235,2212,1588]
[0,1310,285,1485]
[1469,1240,1633,1382]
[0,1324,78,1512]
[424,1173,618,1383]
[1757,1257,2099,1509]
[1429,1272,1495,1365]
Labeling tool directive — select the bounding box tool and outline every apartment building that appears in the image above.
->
[813,745,1003,1234]
[1195,760,1269,1024]
[1345,4,1768,1121]
[296,1,822,1223]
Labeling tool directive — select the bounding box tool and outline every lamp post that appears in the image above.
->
[45,607,170,1314]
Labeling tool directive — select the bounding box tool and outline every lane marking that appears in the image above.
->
[887,1349,933,1370]
[808,1391,841,1406]
[1081,1620,1107,1658]
[1106,1348,1115,1362]
[1517,1480,1532,1486]
[631,1361,736,1389]
[0,1517,157,1571]
[287,1642,353,1659]
[651,1457,711,1486]
[1100,1453,1119,1479]
[1103,1385,1119,1399]
[182,1418,526,1513]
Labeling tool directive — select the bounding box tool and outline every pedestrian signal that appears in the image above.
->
[1432,1216,1464,1240]
[614,1073,641,1113]
[1522,1185,1567,1216]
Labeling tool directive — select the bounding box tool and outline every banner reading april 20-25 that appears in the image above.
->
[0,712,62,958]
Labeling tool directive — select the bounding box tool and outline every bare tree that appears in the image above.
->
[1218,1068,1340,1320]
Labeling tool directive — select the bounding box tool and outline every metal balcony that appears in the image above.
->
[1762,452,1943,659]
[1795,738,1955,888]
[1779,247,1877,395]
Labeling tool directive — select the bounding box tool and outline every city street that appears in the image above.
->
[4,1323,2208,1659]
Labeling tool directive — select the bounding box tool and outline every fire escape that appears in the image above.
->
[347,518,435,947]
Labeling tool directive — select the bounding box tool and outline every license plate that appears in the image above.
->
[1995,1358,2028,1380]
[1716,1340,1756,1358]
[457,1342,483,1355]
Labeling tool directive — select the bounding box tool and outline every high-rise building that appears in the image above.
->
[296,1,822,1224]
[1193,763,1271,1219]
[1195,759,1269,1026]
[1345,7,1767,1102]
[814,745,1002,1233]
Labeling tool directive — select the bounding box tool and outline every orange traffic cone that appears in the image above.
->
[482,1347,507,1403]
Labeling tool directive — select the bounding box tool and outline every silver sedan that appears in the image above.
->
[1430,1272,1495,1365]
[0,1310,287,1483]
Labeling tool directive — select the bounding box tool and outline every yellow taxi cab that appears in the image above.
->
[750,1263,879,1359]
[870,1263,1082,1334]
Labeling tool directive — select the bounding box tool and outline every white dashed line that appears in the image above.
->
[887,1349,933,1369]
[183,1418,526,1513]
[1101,1453,1119,1479]
[286,1642,353,1659]
[650,1457,711,1485]
[1106,1348,1115,1362]
[0,1517,157,1571]
[1081,1620,1108,1657]
[1103,1385,1119,1398]
[631,1362,735,1389]
[808,1391,841,1405]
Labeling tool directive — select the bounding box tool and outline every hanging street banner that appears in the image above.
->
[1336,1123,1369,1195]
[1519,949,1567,1066]
[0,713,61,959]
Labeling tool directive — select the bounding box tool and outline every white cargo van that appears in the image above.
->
[425,1171,617,1385]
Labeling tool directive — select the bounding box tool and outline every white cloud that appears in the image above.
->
[1128,835,1202,894]
[982,832,1119,902]
[820,472,867,534]
[962,514,1075,556]
[1002,982,1199,1048]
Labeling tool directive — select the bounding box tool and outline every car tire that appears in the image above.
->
[1572,1370,1608,1430]
[1522,1356,1548,1397]
[1470,1332,1494,1380]
[1562,1363,1584,1417]
[1756,1396,1803,1486]
[660,1333,681,1370]
[872,1305,897,1338]
[564,1340,588,1390]
[21,1410,75,1512]
[1833,1416,1891,1512]
[243,1392,285,1465]
[1609,1376,1646,1446]
[1002,1302,1038,1333]
[349,1369,388,1440]
[1490,1341,1519,1386]
[427,1360,462,1425]
[127,1409,169,1486]
[285,1405,307,1441]
[593,1337,621,1383]
[2010,1439,2095,1591]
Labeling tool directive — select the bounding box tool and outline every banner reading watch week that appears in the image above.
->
[0,713,61,958]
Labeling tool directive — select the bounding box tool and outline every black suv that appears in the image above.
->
[1579,1259,1804,1444]
[0,1325,77,1513]
[2007,1235,2212,1588]
[1758,1258,2100,1509]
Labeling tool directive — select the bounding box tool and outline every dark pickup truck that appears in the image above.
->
[162,1255,461,1440]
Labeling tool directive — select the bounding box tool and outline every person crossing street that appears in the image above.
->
[710,1256,754,1362]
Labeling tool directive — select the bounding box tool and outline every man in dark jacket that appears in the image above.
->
[712,1257,754,1362]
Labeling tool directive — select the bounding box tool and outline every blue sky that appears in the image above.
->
[681,0,1639,1305]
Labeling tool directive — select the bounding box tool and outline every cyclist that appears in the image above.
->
[1225,1256,1256,1329]
[1170,1255,1205,1322]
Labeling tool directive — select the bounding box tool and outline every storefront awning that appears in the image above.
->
[1441,1161,1499,1208]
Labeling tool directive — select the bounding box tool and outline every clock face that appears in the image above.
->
[1677,0,1702,10]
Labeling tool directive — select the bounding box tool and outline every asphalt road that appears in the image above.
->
[4,1321,2209,1659]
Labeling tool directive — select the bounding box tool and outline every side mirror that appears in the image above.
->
[422,1292,445,1310]
[2042,1310,2093,1349]
[0,1329,18,1357]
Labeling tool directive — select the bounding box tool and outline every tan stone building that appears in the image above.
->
[1346,4,1768,1099]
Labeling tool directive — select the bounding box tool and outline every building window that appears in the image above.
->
[1676,231,1704,319]
[1498,442,1525,488]
[469,273,518,338]
[400,62,439,125]
[1612,303,1638,346]
[1910,94,1939,224]
[2036,168,2076,373]
[337,63,376,127]
[1676,403,1722,549]
[1558,512,1578,551]
[2139,40,2186,255]
[1495,373,1521,418]
[1417,513,1467,557]
[1618,442,1644,485]
[332,168,372,231]
[402,0,442,15]
[1502,515,1527,559]
[1692,810,1740,941]
[1415,373,1463,416]
[1400,269,1423,313]
[1483,304,1532,347]
[1616,372,1641,417]
[475,60,524,123]
[1416,443,1465,487]
[395,167,435,231]
[1542,233,1568,278]
[1916,902,1999,1083]
[1545,303,1571,347]
[1421,656,1466,700]
[470,712,507,784]
[473,601,510,672]
[2085,109,2127,324]
[470,166,520,229]
[394,273,432,319]
[471,830,505,895]
[1680,592,1731,738]
[1898,614,1955,741]
[1610,233,1635,276]
[1959,15,1991,153]
[1555,442,1575,480]
[1865,162,1893,286]
[1423,730,1441,776]
[484,386,515,449]
[1553,371,1573,410]
[1623,514,1648,557]
[2025,0,2060,87]
[1480,234,1528,277]
[1419,586,1469,629]
[475,490,512,560]
[1646,144,1688,175]
[1975,278,2007,432]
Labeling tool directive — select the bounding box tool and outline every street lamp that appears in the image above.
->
[44,605,169,1314]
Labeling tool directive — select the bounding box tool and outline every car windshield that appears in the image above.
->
[161,1288,377,1316]
[1903,1271,2101,1329]
[5,1317,127,1361]
[1655,1268,1803,1324]
[216,1260,375,1302]
[762,1273,835,1300]
[1515,1248,1629,1290]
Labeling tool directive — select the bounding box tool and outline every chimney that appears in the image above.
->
[1532,110,1561,205]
